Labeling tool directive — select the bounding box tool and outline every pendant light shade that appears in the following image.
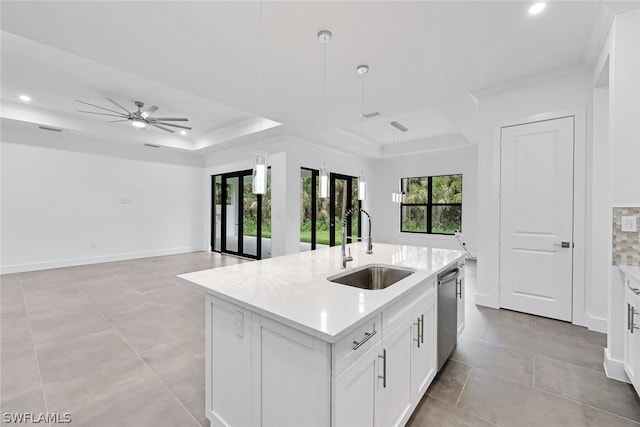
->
[253,151,267,195]
[358,175,366,201]
[319,166,329,199]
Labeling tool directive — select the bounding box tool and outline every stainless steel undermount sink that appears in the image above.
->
[327,264,415,290]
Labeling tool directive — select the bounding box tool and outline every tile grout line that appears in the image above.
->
[18,274,52,427]
[454,365,472,407]
[429,391,500,427]
[532,353,536,388]
[68,272,203,426]
[534,383,640,425]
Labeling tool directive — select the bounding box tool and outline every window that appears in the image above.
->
[400,174,462,235]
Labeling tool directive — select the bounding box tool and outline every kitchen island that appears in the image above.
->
[178,242,463,427]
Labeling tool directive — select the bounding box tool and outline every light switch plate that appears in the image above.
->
[622,216,637,232]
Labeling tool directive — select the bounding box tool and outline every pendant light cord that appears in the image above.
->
[360,70,365,176]
[323,33,327,170]
[258,0,263,145]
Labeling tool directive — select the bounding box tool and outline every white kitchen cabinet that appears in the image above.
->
[205,277,440,427]
[333,341,381,427]
[457,260,465,336]
[411,293,437,400]
[334,288,438,427]
[624,275,640,392]
[378,315,413,427]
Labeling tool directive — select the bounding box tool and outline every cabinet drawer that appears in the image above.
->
[332,314,382,377]
[383,277,436,335]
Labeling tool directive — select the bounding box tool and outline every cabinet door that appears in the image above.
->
[207,296,252,427]
[457,262,465,336]
[379,317,414,427]
[333,341,382,427]
[411,293,437,401]
[626,284,640,389]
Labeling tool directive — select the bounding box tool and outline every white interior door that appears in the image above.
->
[500,117,574,321]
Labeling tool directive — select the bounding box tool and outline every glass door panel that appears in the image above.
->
[223,176,240,254]
[213,175,222,252]
[261,169,271,259]
[242,175,258,258]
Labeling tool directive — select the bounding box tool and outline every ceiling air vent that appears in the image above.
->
[361,111,381,119]
[38,125,62,132]
[144,143,161,148]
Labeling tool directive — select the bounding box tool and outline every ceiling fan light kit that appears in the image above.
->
[76,98,191,133]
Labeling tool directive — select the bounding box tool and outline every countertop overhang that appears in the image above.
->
[177,242,463,343]
[620,265,640,283]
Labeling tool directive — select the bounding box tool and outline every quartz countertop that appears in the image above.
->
[177,242,463,343]
[620,265,640,283]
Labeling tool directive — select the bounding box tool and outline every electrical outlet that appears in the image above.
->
[622,216,637,232]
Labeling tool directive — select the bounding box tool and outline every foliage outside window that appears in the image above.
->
[400,174,462,235]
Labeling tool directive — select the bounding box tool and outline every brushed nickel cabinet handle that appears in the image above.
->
[629,303,632,331]
[420,314,425,344]
[413,317,421,348]
[378,349,387,388]
[352,329,377,350]
[456,279,462,299]
[632,307,639,333]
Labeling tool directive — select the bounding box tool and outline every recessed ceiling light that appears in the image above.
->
[528,2,546,15]
[19,94,31,102]
[180,130,187,136]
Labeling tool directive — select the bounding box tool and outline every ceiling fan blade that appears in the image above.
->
[105,97,132,114]
[75,100,124,115]
[141,105,159,118]
[78,110,127,118]
[148,123,175,133]
[153,122,192,130]
[148,117,189,122]
[107,119,129,122]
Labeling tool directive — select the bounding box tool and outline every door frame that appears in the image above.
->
[329,173,361,247]
[494,107,586,326]
[211,170,263,260]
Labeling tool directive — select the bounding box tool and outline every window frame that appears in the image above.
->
[399,174,462,235]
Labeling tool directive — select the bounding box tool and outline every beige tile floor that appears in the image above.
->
[1,253,638,426]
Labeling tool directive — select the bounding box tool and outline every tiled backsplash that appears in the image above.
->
[613,207,640,266]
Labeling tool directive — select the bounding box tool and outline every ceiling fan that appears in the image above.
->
[75,98,192,133]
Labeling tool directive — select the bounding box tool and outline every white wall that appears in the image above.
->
[473,71,594,320]
[599,8,640,380]
[0,141,205,273]
[370,143,477,255]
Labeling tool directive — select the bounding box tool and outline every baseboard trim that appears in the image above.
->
[475,293,499,309]
[0,246,209,274]
[587,314,608,334]
[604,347,630,383]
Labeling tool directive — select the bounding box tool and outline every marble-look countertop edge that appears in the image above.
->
[620,265,640,283]
[178,243,463,343]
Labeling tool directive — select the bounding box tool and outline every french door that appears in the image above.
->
[299,169,361,250]
[330,173,361,247]
[212,170,270,260]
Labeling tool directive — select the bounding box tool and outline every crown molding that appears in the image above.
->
[470,65,588,100]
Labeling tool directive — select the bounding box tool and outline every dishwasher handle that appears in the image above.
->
[438,268,460,285]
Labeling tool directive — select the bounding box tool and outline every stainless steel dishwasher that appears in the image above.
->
[437,265,460,371]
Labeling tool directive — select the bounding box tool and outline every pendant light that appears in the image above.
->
[252,1,267,195]
[318,30,331,199]
[391,121,408,203]
[357,64,369,201]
